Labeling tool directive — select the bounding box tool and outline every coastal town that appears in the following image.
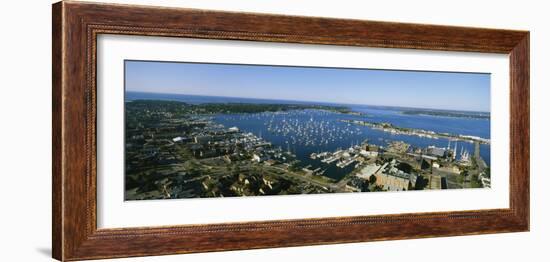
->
[125,100,490,200]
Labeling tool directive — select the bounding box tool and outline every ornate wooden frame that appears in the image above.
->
[52,1,530,261]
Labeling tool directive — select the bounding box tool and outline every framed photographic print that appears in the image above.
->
[52,1,529,261]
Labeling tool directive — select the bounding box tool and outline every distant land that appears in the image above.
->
[125,91,490,116]
[401,109,490,120]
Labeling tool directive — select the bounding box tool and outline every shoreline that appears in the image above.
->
[340,119,490,145]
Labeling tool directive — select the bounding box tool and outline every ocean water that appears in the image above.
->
[127,91,491,180]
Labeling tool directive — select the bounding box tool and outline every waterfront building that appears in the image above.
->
[428,175,442,190]
[480,172,491,188]
[357,163,383,180]
[375,171,410,191]
[360,149,378,157]
[427,145,446,158]
[360,161,416,191]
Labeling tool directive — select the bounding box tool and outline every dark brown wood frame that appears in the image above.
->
[52,1,530,261]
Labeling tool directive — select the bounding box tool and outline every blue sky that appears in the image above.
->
[125,60,490,112]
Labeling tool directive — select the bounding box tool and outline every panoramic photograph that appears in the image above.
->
[124,60,491,201]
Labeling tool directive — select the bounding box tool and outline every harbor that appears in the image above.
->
[124,94,491,200]
[122,59,492,201]
[214,106,490,181]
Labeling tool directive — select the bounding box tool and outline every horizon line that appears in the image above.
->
[126,90,491,114]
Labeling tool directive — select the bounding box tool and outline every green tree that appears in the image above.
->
[470,174,482,188]
[456,174,464,185]
[369,174,377,184]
